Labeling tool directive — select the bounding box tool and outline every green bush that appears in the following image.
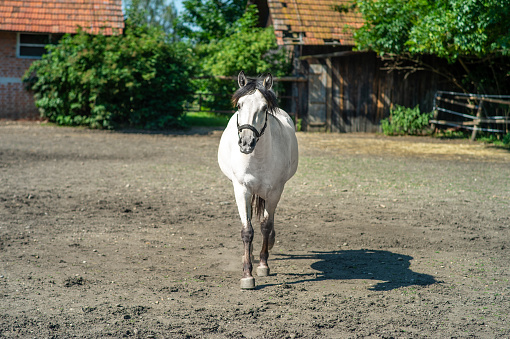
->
[381,105,432,135]
[503,132,510,145]
[24,21,194,129]
[476,131,510,146]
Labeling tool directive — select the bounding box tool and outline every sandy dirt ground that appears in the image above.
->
[0,121,509,338]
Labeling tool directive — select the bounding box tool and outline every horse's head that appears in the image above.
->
[233,71,276,154]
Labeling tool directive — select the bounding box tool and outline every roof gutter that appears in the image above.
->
[299,50,363,60]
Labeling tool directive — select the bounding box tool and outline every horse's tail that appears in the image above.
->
[251,195,265,221]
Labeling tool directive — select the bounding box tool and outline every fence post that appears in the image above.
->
[431,92,441,133]
[470,100,484,141]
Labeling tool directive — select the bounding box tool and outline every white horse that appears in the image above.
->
[218,71,299,289]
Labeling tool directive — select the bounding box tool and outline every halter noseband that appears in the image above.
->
[237,110,268,139]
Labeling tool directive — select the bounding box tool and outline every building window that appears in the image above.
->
[17,33,59,58]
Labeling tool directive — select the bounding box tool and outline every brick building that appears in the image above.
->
[0,0,124,119]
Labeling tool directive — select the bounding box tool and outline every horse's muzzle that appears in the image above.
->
[238,134,257,154]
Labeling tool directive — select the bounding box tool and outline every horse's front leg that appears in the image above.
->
[233,183,255,289]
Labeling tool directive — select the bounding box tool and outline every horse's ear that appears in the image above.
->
[238,71,247,88]
[263,73,273,90]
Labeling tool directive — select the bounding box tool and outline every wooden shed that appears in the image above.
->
[0,0,124,119]
[252,0,452,132]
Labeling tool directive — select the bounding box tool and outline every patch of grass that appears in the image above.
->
[477,132,510,148]
[434,130,470,139]
[435,130,510,148]
[184,111,231,127]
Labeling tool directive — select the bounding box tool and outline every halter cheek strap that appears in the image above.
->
[237,111,268,139]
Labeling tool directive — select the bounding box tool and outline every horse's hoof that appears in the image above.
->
[240,277,255,290]
[257,266,270,277]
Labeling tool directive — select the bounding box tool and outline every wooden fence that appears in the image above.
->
[430,91,510,140]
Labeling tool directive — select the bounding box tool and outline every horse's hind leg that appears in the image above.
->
[268,227,275,250]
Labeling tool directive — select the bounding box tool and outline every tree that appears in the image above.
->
[199,5,289,76]
[179,2,291,111]
[176,0,247,43]
[345,0,510,94]
[124,0,179,40]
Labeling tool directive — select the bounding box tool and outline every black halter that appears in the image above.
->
[237,111,268,139]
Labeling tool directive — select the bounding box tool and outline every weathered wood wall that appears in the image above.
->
[301,52,455,132]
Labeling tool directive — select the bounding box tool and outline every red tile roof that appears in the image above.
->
[267,0,363,46]
[0,0,124,35]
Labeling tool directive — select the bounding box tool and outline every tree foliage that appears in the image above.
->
[176,0,247,43]
[124,0,178,40]
[199,5,289,76]
[180,2,291,111]
[24,21,194,129]
[347,0,510,93]
[354,0,510,61]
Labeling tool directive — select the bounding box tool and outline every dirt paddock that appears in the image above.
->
[0,122,509,338]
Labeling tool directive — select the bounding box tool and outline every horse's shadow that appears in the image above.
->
[264,249,437,291]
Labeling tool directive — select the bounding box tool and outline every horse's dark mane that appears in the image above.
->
[232,75,278,115]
